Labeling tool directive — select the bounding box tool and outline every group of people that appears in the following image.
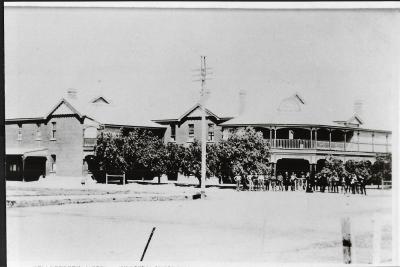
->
[314,172,367,195]
[235,171,368,195]
[235,171,308,192]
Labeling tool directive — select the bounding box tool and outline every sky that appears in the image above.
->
[4,7,400,130]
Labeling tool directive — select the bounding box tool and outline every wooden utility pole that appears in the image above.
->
[199,56,207,199]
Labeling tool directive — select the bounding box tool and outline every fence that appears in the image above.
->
[342,214,391,264]
[381,180,392,189]
[105,173,126,185]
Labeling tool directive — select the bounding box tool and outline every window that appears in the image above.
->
[17,125,22,141]
[9,164,17,172]
[208,123,215,141]
[51,155,56,172]
[36,124,42,140]
[170,125,176,142]
[51,122,56,140]
[188,124,194,142]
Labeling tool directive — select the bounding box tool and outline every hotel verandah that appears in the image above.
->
[5,90,392,181]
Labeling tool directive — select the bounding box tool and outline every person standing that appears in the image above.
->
[247,175,254,191]
[350,174,357,194]
[320,173,326,193]
[270,173,276,191]
[314,173,319,192]
[284,171,289,191]
[263,174,269,191]
[305,172,313,193]
[333,172,339,193]
[235,175,241,191]
[359,175,367,195]
[345,174,351,194]
[277,173,283,191]
[327,174,333,193]
[259,174,266,191]
[290,172,296,191]
[252,175,258,191]
[340,174,346,194]
[300,172,306,190]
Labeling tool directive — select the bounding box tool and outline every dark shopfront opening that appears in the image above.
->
[6,156,47,181]
[276,158,310,176]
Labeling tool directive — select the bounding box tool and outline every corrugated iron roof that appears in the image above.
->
[6,95,165,129]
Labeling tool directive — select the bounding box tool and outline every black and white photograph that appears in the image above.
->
[3,2,399,266]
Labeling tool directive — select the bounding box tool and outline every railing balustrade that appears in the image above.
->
[273,139,313,149]
[270,138,389,152]
[83,138,97,147]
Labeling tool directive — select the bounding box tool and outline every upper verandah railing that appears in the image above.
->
[270,138,390,153]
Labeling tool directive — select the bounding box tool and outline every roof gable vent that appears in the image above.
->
[91,96,110,105]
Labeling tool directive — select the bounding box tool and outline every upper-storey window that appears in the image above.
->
[208,123,215,141]
[36,124,42,140]
[170,124,176,142]
[188,124,194,142]
[17,125,22,141]
[51,122,57,140]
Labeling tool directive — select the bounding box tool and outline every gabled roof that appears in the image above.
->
[90,95,110,104]
[178,103,221,121]
[294,93,306,104]
[277,93,306,112]
[46,98,84,119]
[6,95,165,129]
[333,114,364,127]
[153,102,233,123]
[220,92,388,131]
[347,115,364,125]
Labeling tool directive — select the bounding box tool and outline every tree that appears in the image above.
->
[345,159,372,183]
[122,129,166,181]
[93,131,127,182]
[321,156,347,177]
[207,141,235,184]
[93,128,166,182]
[163,143,186,181]
[227,127,271,179]
[344,160,357,175]
[180,140,213,187]
[371,154,391,186]
[137,132,166,183]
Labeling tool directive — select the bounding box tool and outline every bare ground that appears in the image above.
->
[7,188,392,265]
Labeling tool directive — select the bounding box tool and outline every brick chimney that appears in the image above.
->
[66,88,78,100]
[238,90,247,116]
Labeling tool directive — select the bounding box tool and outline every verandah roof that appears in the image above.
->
[6,147,49,157]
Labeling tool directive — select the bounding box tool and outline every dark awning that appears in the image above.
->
[6,147,48,158]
